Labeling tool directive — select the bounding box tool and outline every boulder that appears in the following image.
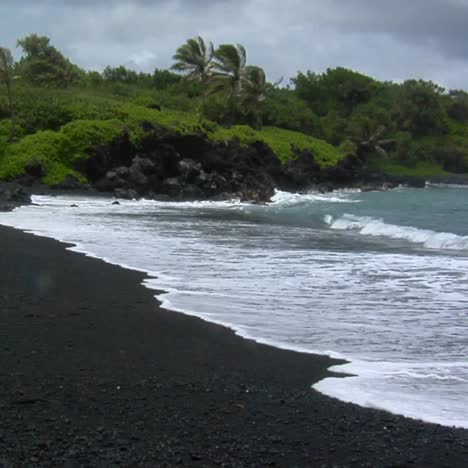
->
[105,171,118,181]
[1,187,31,204]
[115,166,130,178]
[80,133,134,182]
[178,158,203,183]
[128,164,148,187]
[280,148,320,190]
[52,175,83,190]
[113,188,139,200]
[180,184,205,200]
[160,177,183,197]
[132,156,155,174]
[0,185,32,211]
[94,172,127,192]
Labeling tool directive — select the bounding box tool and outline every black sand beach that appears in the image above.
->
[0,224,467,467]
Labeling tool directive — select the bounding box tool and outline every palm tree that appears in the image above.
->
[0,47,16,141]
[171,36,214,112]
[211,44,248,124]
[241,66,268,129]
[243,66,267,102]
[356,124,396,158]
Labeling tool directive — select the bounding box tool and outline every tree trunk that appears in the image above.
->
[5,78,15,142]
[198,77,207,122]
[228,87,237,126]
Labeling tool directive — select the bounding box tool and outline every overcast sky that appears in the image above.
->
[1,0,468,89]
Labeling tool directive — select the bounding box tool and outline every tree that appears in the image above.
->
[240,66,267,128]
[16,34,81,87]
[293,67,380,117]
[211,44,248,123]
[347,106,396,159]
[102,65,139,84]
[395,80,448,136]
[261,88,319,134]
[171,36,214,85]
[171,38,213,93]
[240,66,281,129]
[0,47,17,140]
[171,36,215,114]
[83,70,103,87]
[152,68,181,90]
[293,70,328,116]
[447,90,468,122]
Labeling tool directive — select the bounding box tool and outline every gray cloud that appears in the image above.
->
[1,0,467,89]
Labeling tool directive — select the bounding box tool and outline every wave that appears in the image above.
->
[325,214,468,251]
[426,182,468,189]
[270,190,360,206]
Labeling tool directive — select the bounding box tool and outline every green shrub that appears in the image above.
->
[132,96,159,108]
[258,127,344,167]
[113,103,206,144]
[0,119,125,184]
[60,119,125,160]
[0,130,77,183]
[208,125,258,146]
[261,89,320,134]
[367,158,449,177]
[208,124,344,167]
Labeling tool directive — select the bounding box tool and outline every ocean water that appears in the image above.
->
[1,185,467,428]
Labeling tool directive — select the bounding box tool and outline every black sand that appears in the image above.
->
[0,225,467,467]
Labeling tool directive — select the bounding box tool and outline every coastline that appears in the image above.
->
[1,224,467,466]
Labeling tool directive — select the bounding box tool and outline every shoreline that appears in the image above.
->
[1,224,467,466]
[5,191,468,429]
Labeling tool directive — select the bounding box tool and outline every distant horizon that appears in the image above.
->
[1,0,468,90]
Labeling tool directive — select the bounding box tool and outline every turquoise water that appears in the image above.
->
[0,185,467,428]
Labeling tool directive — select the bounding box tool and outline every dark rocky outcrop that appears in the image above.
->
[77,133,135,183]
[0,182,32,211]
[51,175,84,190]
[88,137,293,202]
[94,139,389,200]
[11,130,466,203]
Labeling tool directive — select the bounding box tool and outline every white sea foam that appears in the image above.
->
[325,214,468,251]
[314,360,468,428]
[270,189,360,206]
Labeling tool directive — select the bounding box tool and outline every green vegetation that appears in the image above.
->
[0,34,467,186]
[367,159,449,177]
[0,130,82,185]
[0,119,125,184]
[209,125,342,166]
[0,47,17,141]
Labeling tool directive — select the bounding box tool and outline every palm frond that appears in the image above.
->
[171,36,214,83]
[0,47,14,74]
[213,44,247,79]
[207,74,230,96]
[242,65,267,103]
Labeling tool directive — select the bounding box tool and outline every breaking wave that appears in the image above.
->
[270,190,361,206]
[325,214,468,251]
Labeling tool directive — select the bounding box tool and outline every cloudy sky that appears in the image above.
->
[1,0,468,89]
